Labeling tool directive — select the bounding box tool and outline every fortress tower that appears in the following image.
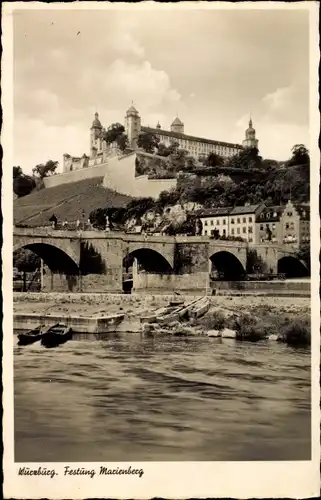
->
[90,112,103,156]
[124,104,141,149]
[243,117,259,149]
[170,116,184,134]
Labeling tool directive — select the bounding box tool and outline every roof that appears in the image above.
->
[141,126,243,149]
[91,112,102,129]
[126,105,138,114]
[197,207,233,218]
[230,203,264,215]
[293,204,310,220]
[256,205,284,222]
[172,117,184,126]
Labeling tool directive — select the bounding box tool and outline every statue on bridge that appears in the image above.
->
[105,215,110,232]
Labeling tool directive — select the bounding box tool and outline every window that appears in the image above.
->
[266,213,270,219]
[231,218,235,224]
[243,217,246,223]
[286,223,289,229]
[237,218,240,224]
[249,238,253,242]
[243,227,246,233]
[216,220,220,225]
[210,220,213,226]
[248,227,253,233]
[211,230,214,236]
[273,212,277,218]
[287,212,293,217]
[249,217,252,222]
[204,230,207,235]
[260,224,264,230]
[223,229,226,235]
[237,228,240,234]
[231,228,234,235]
[204,221,208,226]
[223,219,226,225]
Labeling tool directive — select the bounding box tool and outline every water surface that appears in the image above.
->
[14,332,310,461]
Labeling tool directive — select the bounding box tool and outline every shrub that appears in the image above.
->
[279,320,310,347]
[231,314,266,342]
[235,323,266,342]
[199,310,226,331]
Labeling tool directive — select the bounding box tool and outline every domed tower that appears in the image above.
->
[156,121,161,129]
[124,104,141,149]
[171,116,184,134]
[243,117,259,149]
[90,112,103,156]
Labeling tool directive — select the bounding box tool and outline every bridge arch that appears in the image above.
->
[277,256,309,278]
[210,250,246,280]
[13,242,80,275]
[124,248,173,274]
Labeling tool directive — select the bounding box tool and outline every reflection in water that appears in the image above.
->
[14,332,310,462]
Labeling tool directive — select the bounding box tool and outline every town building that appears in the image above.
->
[198,203,265,243]
[229,204,265,243]
[63,105,259,173]
[197,207,232,239]
[256,200,310,247]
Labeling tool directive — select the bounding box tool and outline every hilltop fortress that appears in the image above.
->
[44,105,259,199]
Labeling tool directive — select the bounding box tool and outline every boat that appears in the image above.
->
[41,324,72,348]
[17,325,44,346]
[157,297,204,325]
[140,305,178,324]
[188,297,210,319]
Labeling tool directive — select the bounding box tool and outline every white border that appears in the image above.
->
[3,2,320,498]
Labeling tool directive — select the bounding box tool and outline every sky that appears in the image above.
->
[13,6,310,173]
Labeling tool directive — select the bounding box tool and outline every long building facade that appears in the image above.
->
[63,105,259,173]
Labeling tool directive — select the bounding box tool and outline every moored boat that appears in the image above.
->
[188,297,210,319]
[17,325,43,346]
[41,324,72,348]
[157,297,204,325]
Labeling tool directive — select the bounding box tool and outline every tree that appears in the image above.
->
[137,132,160,153]
[103,123,126,145]
[205,152,224,168]
[13,166,35,197]
[13,166,23,178]
[116,133,128,151]
[288,144,310,166]
[157,189,180,209]
[13,248,41,291]
[226,147,261,170]
[32,160,58,178]
[296,243,310,273]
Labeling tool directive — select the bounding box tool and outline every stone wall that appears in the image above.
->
[103,152,177,199]
[43,163,108,188]
[42,271,123,294]
[211,279,310,296]
[133,272,209,295]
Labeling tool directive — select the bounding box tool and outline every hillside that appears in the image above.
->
[14,177,132,227]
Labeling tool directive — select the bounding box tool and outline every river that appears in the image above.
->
[14,332,311,462]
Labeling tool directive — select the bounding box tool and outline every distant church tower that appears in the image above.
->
[243,117,259,149]
[125,104,141,149]
[90,112,103,155]
[170,116,184,134]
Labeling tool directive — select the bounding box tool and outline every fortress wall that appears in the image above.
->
[43,163,108,188]
[103,153,177,199]
[43,152,176,197]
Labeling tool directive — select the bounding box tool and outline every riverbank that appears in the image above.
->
[14,292,310,341]
[13,292,310,317]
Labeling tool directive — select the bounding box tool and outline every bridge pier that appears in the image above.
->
[42,270,123,294]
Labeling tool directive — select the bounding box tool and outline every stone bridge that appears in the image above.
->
[13,226,305,294]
